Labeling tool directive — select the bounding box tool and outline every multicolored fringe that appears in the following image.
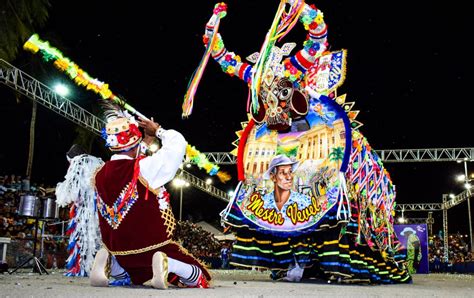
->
[347,130,397,252]
[55,154,104,277]
[250,0,287,113]
[64,205,84,276]
[182,3,227,117]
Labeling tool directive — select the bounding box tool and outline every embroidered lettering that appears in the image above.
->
[247,193,285,225]
[286,196,321,225]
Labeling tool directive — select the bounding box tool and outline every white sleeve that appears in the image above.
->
[139,129,187,189]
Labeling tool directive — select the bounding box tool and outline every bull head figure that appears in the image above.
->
[203,1,328,131]
[252,76,307,131]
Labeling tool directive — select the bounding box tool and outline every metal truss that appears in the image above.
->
[394,203,443,211]
[403,218,428,224]
[443,189,473,209]
[375,148,474,163]
[396,191,474,211]
[0,59,104,135]
[442,195,449,262]
[203,148,474,165]
[202,152,237,165]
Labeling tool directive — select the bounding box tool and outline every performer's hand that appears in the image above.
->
[138,117,160,137]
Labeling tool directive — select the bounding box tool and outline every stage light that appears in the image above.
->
[53,83,69,96]
[173,178,186,187]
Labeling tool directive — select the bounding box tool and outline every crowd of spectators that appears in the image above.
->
[173,220,226,268]
[0,174,68,270]
[428,233,473,273]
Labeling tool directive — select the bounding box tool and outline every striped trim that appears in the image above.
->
[290,56,307,73]
[233,244,292,255]
[180,265,201,286]
[213,48,227,61]
[236,236,289,246]
[295,51,314,69]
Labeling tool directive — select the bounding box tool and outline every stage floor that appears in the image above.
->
[1,269,472,297]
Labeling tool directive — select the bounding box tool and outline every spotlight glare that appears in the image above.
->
[173,178,186,187]
[53,83,69,96]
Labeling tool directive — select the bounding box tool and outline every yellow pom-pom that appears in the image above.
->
[54,59,69,72]
[217,171,231,183]
[227,66,235,74]
[203,163,213,172]
[23,42,39,53]
[186,145,200,157]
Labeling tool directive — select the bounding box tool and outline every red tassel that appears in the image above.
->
[69,205,76,219]
[118,155,145,211]
[237,119,255,181]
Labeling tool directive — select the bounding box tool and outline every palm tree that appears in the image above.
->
[329,146,345,171]
[0,0,51,61]
[0,0,51,179]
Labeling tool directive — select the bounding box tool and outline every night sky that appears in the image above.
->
[1,1,472,234]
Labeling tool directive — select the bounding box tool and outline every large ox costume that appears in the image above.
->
[184,0,411,284]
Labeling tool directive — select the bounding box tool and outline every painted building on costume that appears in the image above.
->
[243,119,345,179]
[296,118,345,161]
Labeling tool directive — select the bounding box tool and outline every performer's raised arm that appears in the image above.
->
[137,117,187,189]
[282,0,328,81]
[203,4,253,84]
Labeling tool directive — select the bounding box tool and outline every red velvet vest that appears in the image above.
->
[94,159,175,254]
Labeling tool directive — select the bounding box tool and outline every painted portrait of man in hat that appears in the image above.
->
[262,155,312,213]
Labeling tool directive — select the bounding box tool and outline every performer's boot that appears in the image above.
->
[151,251,169,289]
[90,248,109,287]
